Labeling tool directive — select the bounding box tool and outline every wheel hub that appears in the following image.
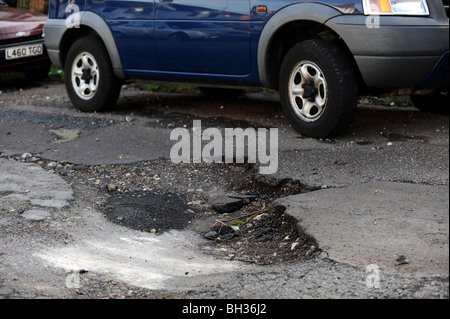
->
[302,81,318,102]
[81,68,93,82]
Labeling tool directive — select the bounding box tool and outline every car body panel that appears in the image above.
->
[0,1,50,75]
[0,6,46,41]
[154,0,251,75]
[44,0,449,90]
[88,0,157,71]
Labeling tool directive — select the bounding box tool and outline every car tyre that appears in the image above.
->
[279,39,358,138]
[65,35,123,112]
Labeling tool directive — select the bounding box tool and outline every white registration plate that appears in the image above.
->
[5,44,43,60]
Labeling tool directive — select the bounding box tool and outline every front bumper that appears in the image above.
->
[326,14,449,89]
[43,19,67,69]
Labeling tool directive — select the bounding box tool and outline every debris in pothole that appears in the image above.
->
[210,195,245,213]
[204,224,238,241]
[395,255,409,266]
[204,231,218,240]
[20,152,32,160]
[106,184,117,192]
[203,204,320,265]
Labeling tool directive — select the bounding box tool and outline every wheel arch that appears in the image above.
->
[59,11,125,79]
[258,3,361,90]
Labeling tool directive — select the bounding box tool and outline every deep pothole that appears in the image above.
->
[51,159,319,265]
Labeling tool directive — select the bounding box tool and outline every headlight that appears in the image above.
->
[362,0,430,15]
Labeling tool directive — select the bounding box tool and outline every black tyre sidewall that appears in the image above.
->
[65,35,122,112]
[279,40,358,138]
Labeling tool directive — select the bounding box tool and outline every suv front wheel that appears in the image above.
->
[65,35,123,112]
[279,39,358,138]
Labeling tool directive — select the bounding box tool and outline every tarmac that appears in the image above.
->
[0,85,448,298]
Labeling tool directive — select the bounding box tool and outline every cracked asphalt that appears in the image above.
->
[0,77,448,299]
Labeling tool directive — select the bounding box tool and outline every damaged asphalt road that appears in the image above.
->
[0,79,448,299]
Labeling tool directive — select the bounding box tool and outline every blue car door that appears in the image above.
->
[95,0,157,70]
[155,0,251,75]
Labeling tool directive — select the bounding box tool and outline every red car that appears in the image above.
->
[0,0,50,81]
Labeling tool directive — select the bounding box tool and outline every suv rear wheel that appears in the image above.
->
[279,39,358,138]
[65,35,123,112]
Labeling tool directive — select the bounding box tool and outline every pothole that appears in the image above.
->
[51,159,319,265]
[202,204,320,265]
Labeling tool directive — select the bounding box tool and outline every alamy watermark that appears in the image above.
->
[65,271,82,289]
[65,2,81,29]
[365,4,383,29]
[170,120,278,174]
[366,15,380,29]
[366,264,381,289]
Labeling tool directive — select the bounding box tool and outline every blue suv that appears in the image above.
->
[45,0,449,138]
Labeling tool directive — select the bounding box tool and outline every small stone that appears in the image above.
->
[395,255,409,265]
[212,225,235,236]
[188,200,203,205]
[210,195,244,213]
[221,233,235,241]
[106,184,117,192]
[319,251,329,259]
[21,153,32,160]
[204,231,218,240]
[226,194,257,205]
[47,162,57,168]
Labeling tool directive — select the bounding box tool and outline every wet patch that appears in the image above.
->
[148,113,262,130]
[355,140,374,146]
[0,109,115,132]
[381,132,429,143]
